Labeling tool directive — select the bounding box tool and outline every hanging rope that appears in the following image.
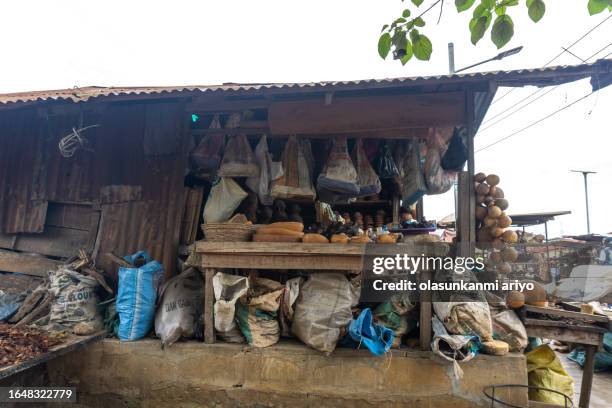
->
[58,124,100,158]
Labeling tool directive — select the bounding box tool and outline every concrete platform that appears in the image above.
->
[45,339,528,407]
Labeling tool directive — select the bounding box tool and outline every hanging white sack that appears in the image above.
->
[246,135,274,206]
[203,177,248,224]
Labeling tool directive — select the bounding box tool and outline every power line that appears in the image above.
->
[475,91,596,153]
[480,40,611,130]
[490,13,612,105]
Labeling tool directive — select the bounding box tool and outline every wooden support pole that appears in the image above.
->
[203,268,216,344]
[419,270,432,351]
[466,90,476,258]
[579,345,596,408]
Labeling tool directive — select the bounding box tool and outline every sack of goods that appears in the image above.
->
[292,273,359,354]
[271,136,316,201]
[116,251,164,341]
[203,177,248,224]
[213,272,249,343]
[48,267,102,331]
[424,128,456,195]
[217,113,259,177]
[317,136,360,196]
[395,140,427,206]
[235,277,284,348]
[434,301,494,342]
[245,135,277,206]
[155,268,203,348]
[351,139,381,197]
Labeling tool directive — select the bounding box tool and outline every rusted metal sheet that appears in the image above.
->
[0,60,608,108]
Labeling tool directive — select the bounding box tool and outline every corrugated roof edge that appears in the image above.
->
[0,59,609,107]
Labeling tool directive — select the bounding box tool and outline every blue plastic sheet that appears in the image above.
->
[116,251,163,341]
[344,308,395,356]
[0,290,26,321]
[568,332,612,372]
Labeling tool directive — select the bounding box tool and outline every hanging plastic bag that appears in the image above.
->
[374,142,400,179]
[271,136,316,200]
[154,268,203,348]
[246,135,274,206]
[398,140,427,206]
[190,115,224,172]
[203,177,248,224]
[527,345,575,405]
[317,137,360,195]
[235,277,284,348]
[424,129,456,195]
[431,315,481,380]
[344,308,394,356]
[116,251,164,341]
[292,273,359,354]
[351,139,381,197]
[213,272,249,343]
[441,127,468,171]
[218,113,259,177]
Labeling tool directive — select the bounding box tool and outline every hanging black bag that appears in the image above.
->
[374,142,400,179]
[441,127,468,171]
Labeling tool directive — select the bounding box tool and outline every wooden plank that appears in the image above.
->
[0,226,90,259]
[522,318,606,333]
[203,268,215,344]
[578,345,596,408]
[523,305,609,324]
[0,331,105,380]
[180,187,204,245]
[524,325,603,346]
[143,103,181,155]
[457,171,470,257]
[0,249,61,276]
[466,91,476,258]
[268,92,466,134]
[200,254,364,271]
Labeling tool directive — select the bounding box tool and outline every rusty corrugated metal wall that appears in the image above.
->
[0,100,189,283]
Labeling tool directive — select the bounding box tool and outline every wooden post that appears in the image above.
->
[579,345,596,408]
[419,269,432,351]
[203,268,216,344]
[465,90,476,258]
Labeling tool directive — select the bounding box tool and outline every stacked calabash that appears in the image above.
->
[474,172,518,273]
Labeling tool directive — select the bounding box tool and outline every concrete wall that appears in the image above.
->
[47,339,528,408]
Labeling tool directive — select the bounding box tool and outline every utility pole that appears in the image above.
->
[448,43,455,74]
[570,170,596,234]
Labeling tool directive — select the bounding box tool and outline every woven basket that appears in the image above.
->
[201,223,253,242]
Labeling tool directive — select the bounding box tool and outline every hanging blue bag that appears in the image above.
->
[116,251,163,341]
[347,308,395,356]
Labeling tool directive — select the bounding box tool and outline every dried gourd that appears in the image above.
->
[257,226,304,237]
[330,233,349,244]
[377,234,398,244]
[501,247,518,262]
[476,183,490,195]
[485,174,500,186]
[498,214,512,228]
[481,340,509,356]
[488,206,502,218]
[350,235,372,244]
[264,222,304,232]
[474,172,487,183]
[302,233,329,243]
[253,234,302,243]
[502,230,518,243]
[506,291,525,309]
[495,198,509,210]
[476,206,488,220]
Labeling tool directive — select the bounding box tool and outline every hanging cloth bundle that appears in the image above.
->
[351,139,382,197]
[317,136,360,195]
[270,136,316,200]
[218,113,259,177]
[190,115,224,172]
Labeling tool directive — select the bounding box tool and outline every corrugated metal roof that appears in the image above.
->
[0,59,609,107]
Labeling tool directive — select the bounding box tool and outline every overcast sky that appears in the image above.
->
[2,1,610,237]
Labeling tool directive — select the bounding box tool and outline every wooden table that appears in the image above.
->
[194,241,448,351]
[521,305,609,408]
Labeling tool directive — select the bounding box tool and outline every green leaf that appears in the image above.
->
[495,5,506,15]
[482,0,495,8]
[473,3,489,18]
[402,9,411,18]
[395,17,407,24]
[504,0,519,6]
[381,24,389,33]
[469,14,491,45]
[456,0,477,12]
[587,0,607,15]
[411,0,424,6]
[400,41,414,65]
[414,17,426,27]
[409,29,420,43]
[527,0,545,22]
[378,33,392,59]
[491,14,514,49]
[413,33,433,60]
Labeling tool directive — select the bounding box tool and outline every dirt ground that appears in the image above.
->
[558,353,612,408]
